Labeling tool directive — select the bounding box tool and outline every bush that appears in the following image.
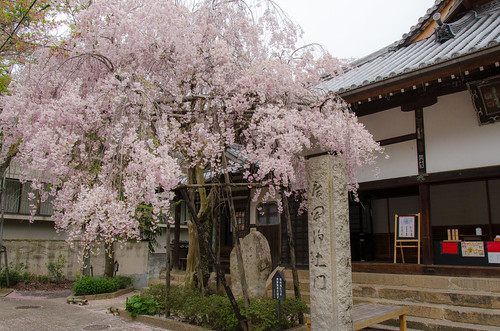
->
[46,254,66,281]
[244,297,309,331]
[139,284,307,330]
[126,294,160,317]
[114,275,133,289]
[0,262,34,287]
[37,275,51,282]
[73,277,120,296]
[144,284,167,310]
[200,295,240,331]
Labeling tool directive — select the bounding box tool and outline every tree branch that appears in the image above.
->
[0,0,39,54]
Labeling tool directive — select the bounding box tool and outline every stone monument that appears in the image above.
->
[306,154,353,330]
[230,231,272,298]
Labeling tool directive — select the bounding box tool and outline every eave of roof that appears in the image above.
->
[323,0,500,104]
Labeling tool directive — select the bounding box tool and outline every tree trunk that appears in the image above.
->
[184,169,198,289]
[221,150,251,309]
[103,242,115,278]
[180,188,248,331]
[185,220,197,288]
[282,188,303,323]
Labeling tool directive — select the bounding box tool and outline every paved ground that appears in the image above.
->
[0,289,172,331]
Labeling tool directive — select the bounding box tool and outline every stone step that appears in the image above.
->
[280,270,500,295]
[282,268,311,280]
[354,297,500,328]
[388,315,500,331]
[353,284,500,309]
[148,278,185,287]
[353,272,500,293]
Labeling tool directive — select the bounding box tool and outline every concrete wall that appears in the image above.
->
[2,218,65,240]
[3,239,149,284]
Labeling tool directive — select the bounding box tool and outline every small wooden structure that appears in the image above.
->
[353,303,408,331]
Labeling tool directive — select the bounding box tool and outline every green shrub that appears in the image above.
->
[0,262,33,287]
[244,297,309,331]
[144,284,167,310]
[126,294,160,317]
[200,295,240,331]
[37,274,51,282]
[72,277,120,296]
[138,284,307,331]
[46,254,66,281]
[114,275,133,289]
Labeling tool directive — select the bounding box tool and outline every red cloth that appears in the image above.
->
[487,242,500,252]
[442,242,458,254]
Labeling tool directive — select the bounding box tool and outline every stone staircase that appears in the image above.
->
[277,269,500,330]
[148,269,188,287]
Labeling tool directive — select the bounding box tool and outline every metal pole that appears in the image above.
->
[0,167,8,287]
[278,299,281,331]
[165,222,171,317]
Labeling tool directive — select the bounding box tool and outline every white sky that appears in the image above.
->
[273,0,437,59]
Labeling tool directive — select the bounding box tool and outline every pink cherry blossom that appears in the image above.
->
[0,0,383,255]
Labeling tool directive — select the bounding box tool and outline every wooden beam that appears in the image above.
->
[378,133,416,147]
[359,165,500,191]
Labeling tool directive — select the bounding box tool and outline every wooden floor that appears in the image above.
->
[352,261,499,277]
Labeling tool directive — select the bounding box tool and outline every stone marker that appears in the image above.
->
[230,231,272,298]
[306,154,353,330]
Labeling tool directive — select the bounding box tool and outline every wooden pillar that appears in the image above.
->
[415,106,433,265]
[419,183,433,265]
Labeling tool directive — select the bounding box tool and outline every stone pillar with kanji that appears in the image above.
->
[306,154,353,330]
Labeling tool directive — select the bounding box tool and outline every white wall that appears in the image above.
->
[357,140,418,182]
[356,90,500,184]
[357,106,417,183]
[425,91,500,173]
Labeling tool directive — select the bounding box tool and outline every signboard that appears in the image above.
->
[272,270,286,301]
[396,215,419,240]
[394,214,421,264]
[461,242,485,257]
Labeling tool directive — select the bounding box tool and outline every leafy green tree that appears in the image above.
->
[0,0,60,92]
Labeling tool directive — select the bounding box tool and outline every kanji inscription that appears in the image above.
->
[306,154,353,330]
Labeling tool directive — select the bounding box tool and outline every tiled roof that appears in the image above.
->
[320,0,500,95]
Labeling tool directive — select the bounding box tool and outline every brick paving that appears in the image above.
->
[0,290,171,331]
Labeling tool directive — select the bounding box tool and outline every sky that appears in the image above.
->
[273,0,437,59]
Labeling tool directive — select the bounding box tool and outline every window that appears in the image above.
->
[4,179,21,213]
[256,202,279,225]
[2,179,54,216]
[235,210,246,232]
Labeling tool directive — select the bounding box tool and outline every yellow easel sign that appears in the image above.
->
[394,214,421,264]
